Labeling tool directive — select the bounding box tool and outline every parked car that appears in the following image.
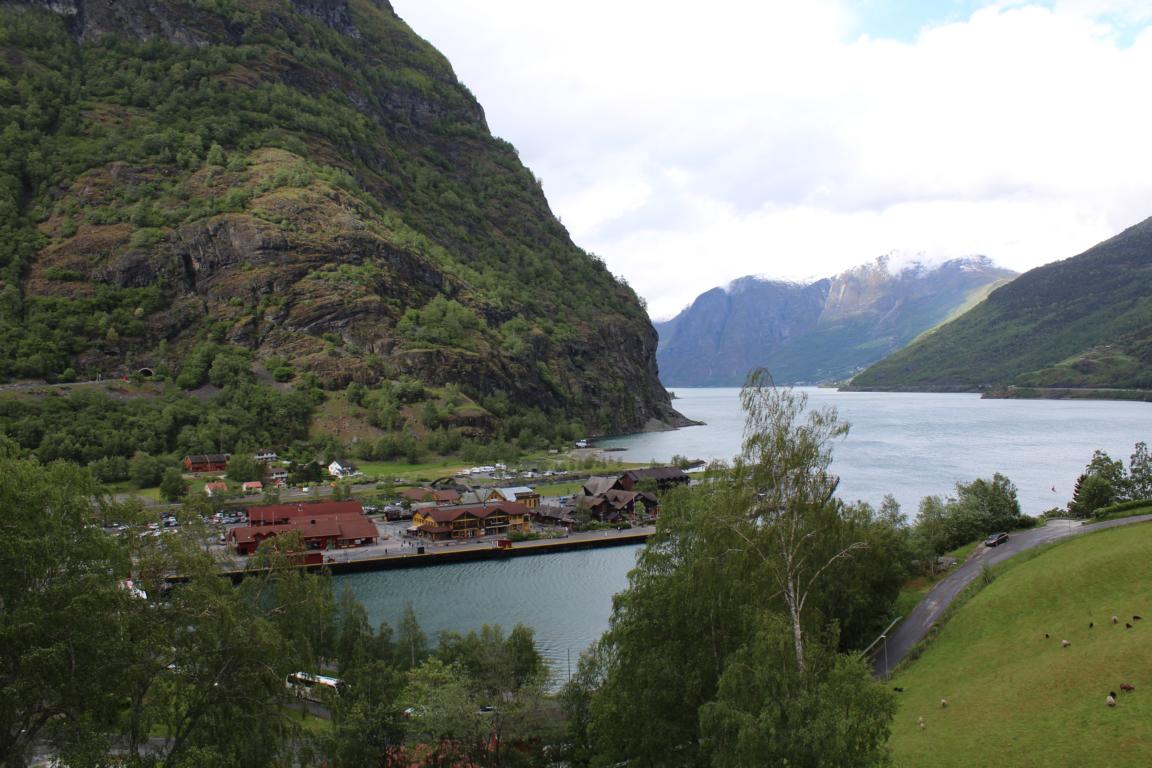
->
[984,532,1009,547]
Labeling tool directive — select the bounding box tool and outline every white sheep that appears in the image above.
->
[1106,692,1117,708]
[1061,639,1071,648]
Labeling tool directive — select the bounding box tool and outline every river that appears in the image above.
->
[338,388,1151,678]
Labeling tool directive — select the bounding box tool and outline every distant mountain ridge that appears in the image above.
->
[655,256,1016,386]
[848,216,1152,393]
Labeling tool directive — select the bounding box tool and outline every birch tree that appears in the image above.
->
[732,369,866,673]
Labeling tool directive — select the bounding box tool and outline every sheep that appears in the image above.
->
[1107,692,1117,707]
[1120,683,1135,693]
[1134,615,1143,621]
[1112,615,1119,625]
[917,716,925,730]
[1045,633,1050,639]
[1089,621,1094,629]
[940,698,948,709]
[1061,639,1071,648]
[892,687,905,693]
[1126,623,1133,629]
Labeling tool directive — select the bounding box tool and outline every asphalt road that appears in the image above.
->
[871,514,1152,678]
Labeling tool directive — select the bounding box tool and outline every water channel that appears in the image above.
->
[338,388,1151,677]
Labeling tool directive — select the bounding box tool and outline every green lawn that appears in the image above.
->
[353,459,469,482]
[889,522,1152,767]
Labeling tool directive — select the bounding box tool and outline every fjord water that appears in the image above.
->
[340,388,1151,677]
[601,388,1152,515]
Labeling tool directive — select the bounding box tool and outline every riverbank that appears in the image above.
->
[222,525,654,581]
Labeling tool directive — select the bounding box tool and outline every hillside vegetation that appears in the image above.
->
[0,0,682,435]
[889,522,1152,767]
[850,217,1152,392]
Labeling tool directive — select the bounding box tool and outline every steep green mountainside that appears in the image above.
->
[849,217,1152,392]
[0,0,683,434]
[655,256,1015,386]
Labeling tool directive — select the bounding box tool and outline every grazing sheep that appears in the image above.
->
[940,698,948,709]
[1112,616,1119,625]
[917,716,925,730]
[1061,639,1071,648]
[893,687,905,693]
[1045,633,1050,639]
[1126,623,1133,629]
[1134,615,1143,621]
[1120,683,1135,693]
[1089,622,1094,629]
[1107,692,1117,707]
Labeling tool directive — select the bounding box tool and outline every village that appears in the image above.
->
[175,450,695,569]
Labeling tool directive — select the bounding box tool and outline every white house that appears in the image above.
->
[328,459,361,478]
[254,449,279,462]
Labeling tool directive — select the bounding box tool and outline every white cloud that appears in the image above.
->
[390,1,1152,319]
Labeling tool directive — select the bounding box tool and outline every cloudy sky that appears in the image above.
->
[390,0,1152,320]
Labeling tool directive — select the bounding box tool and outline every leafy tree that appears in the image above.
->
[0,443,136,767]
[583,371,899,766]
[699,617,895,768]
[394,602,428,671]
[1069,449,1125,517]
[1126,441,1152,501]
[226,452,262,482]
[130,451,168,488]
[159,467,189,502]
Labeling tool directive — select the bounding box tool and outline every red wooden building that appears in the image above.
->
[183,453,229,473]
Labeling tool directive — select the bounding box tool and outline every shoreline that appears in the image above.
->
[222,526,654,581]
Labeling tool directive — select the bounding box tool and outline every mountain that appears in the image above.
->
[0,0,685,433]
[848,217,1152,393]
[654,256,1015,386]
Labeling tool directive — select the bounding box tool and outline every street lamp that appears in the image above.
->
[881,635,888,679]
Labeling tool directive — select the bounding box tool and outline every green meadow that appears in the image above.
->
[890,523,1152,767]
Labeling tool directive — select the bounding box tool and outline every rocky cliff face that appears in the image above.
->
[655,256,1016,386]
[0,0,685,433]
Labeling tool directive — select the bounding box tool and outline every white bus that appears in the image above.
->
[285,671,347,702]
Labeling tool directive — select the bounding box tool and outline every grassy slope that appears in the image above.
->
[889,523,1152,767]
[852,217,1152,391]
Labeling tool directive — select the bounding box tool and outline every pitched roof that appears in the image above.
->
[246,500,364,525]
[582,476,619,497]
[420,501,529,524]
[229,512,376,546]
[490,487,537,501]
[400,487,461,503]
[186,453,228,464]
[625,467,688,481]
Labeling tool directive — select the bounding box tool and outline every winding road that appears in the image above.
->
[871,514,1152,678]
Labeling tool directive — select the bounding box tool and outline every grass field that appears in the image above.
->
[889,522,1152,767]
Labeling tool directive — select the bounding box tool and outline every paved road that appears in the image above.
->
[871,514,1152,677]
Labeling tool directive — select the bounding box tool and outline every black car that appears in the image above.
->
[984,532,1009,547]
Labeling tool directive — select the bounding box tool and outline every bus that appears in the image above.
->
[285,671,347,702]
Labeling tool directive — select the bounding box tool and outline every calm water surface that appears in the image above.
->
[340,388,1151,676]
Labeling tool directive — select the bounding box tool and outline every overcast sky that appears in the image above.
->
[390,0,1152,320]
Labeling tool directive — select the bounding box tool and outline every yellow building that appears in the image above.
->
[413,501,532,541]
[485,486,541,509]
